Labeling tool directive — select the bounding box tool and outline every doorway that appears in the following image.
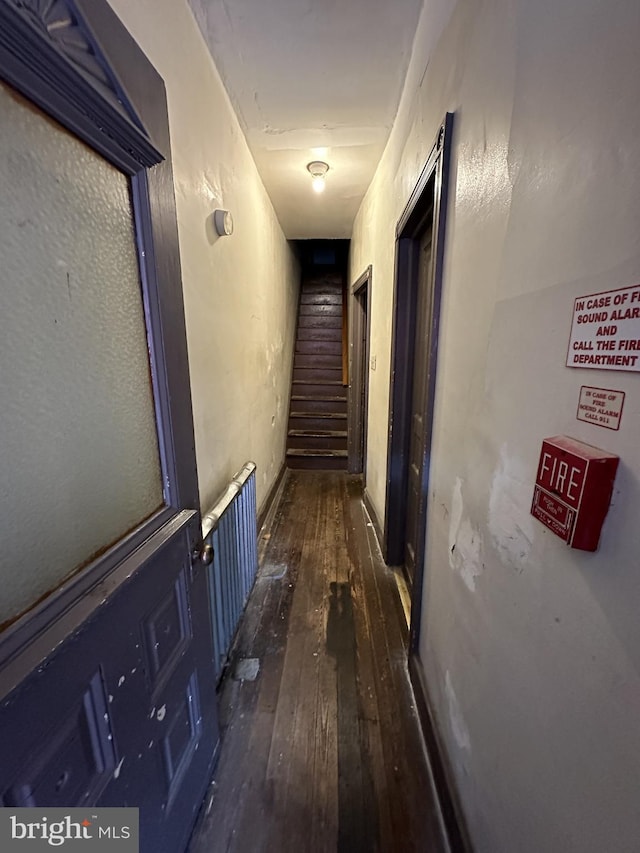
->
[404,224,434,586]
[348,266,372,476]
[384,115,453,650]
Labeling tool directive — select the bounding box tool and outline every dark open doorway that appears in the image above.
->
[286,240,350,470]
[348,266,372,476]
[383,114,454,651]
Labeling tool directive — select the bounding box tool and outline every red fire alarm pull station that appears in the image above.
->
[531,436,619,551]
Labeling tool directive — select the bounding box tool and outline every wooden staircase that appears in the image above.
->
[286,273,348,470]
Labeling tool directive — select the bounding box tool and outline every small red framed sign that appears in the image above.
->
[576,386,625,431]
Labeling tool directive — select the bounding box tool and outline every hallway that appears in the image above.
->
[189,472,447,852]
[2,0,640,850]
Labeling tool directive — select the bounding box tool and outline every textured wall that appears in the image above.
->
[350,0,640,850]
[107,0,299,513]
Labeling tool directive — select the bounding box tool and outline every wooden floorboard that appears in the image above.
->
[188,471,448,853]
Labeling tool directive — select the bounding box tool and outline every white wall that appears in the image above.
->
[351,0,640,850]
[107,0,299,513]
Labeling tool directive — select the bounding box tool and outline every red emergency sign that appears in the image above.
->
[531,435,619,551]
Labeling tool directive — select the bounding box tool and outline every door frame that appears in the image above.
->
[348,265,372,475]
[383,113,453,651]
[0,0,199,678]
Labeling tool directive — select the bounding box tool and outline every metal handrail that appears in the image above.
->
[201,461,256,540]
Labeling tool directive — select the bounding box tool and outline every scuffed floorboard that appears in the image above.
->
[188,471,448,853]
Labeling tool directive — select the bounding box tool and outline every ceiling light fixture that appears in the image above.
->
[307,160,329,194]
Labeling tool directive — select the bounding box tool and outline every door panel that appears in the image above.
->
[404,228,433,586]
[0,512,218,853]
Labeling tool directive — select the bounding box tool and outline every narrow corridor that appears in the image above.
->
[189,471,447,852]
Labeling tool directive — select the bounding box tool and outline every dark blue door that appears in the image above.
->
[0,1,219,849]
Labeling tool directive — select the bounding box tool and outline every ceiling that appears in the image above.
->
[188,0,423,239]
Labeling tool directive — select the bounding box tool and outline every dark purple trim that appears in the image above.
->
[348,266,372,474]
[408,651,472,853]
[0,0,161,171]
[383,114,454,654]
[408,113,454,651]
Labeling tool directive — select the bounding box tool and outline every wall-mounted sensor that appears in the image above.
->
[213,209,233,236]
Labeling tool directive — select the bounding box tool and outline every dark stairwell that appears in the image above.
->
[286,242,349,470]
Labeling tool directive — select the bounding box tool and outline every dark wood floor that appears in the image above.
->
[188,471,448,853]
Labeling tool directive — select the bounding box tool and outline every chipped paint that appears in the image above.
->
[113,757,125,779]
[448,477,464,555]
[488,445,534,571]
[448,478,484,591]
[156,704,167,722]
[445,671,471,752]
[117,675,125,687]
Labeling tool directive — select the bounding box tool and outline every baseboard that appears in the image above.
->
[408,652,472,853]
[257,462,288,534]
[362,487,385,553]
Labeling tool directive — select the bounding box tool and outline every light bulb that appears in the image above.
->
[307,160,329,193]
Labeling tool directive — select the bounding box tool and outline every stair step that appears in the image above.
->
[295,340,342,355]
[300,293,342,306]
[290,410,346,417]
[298,315,342,329]
[299,304,342,316]
[301,284,342,295]
[292,379,343,386]
[289,398,347,415]
[292,381,345,396]
[288,429,347,438]
[286,448,348,458]
[297,327,342,342]
[293,367,343,382]
[287,432,347,451]
[287,455,348,470]
[289,413,347,427]
[291,394,346,402]
[294,354,342,368]
[288,420,347,433]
